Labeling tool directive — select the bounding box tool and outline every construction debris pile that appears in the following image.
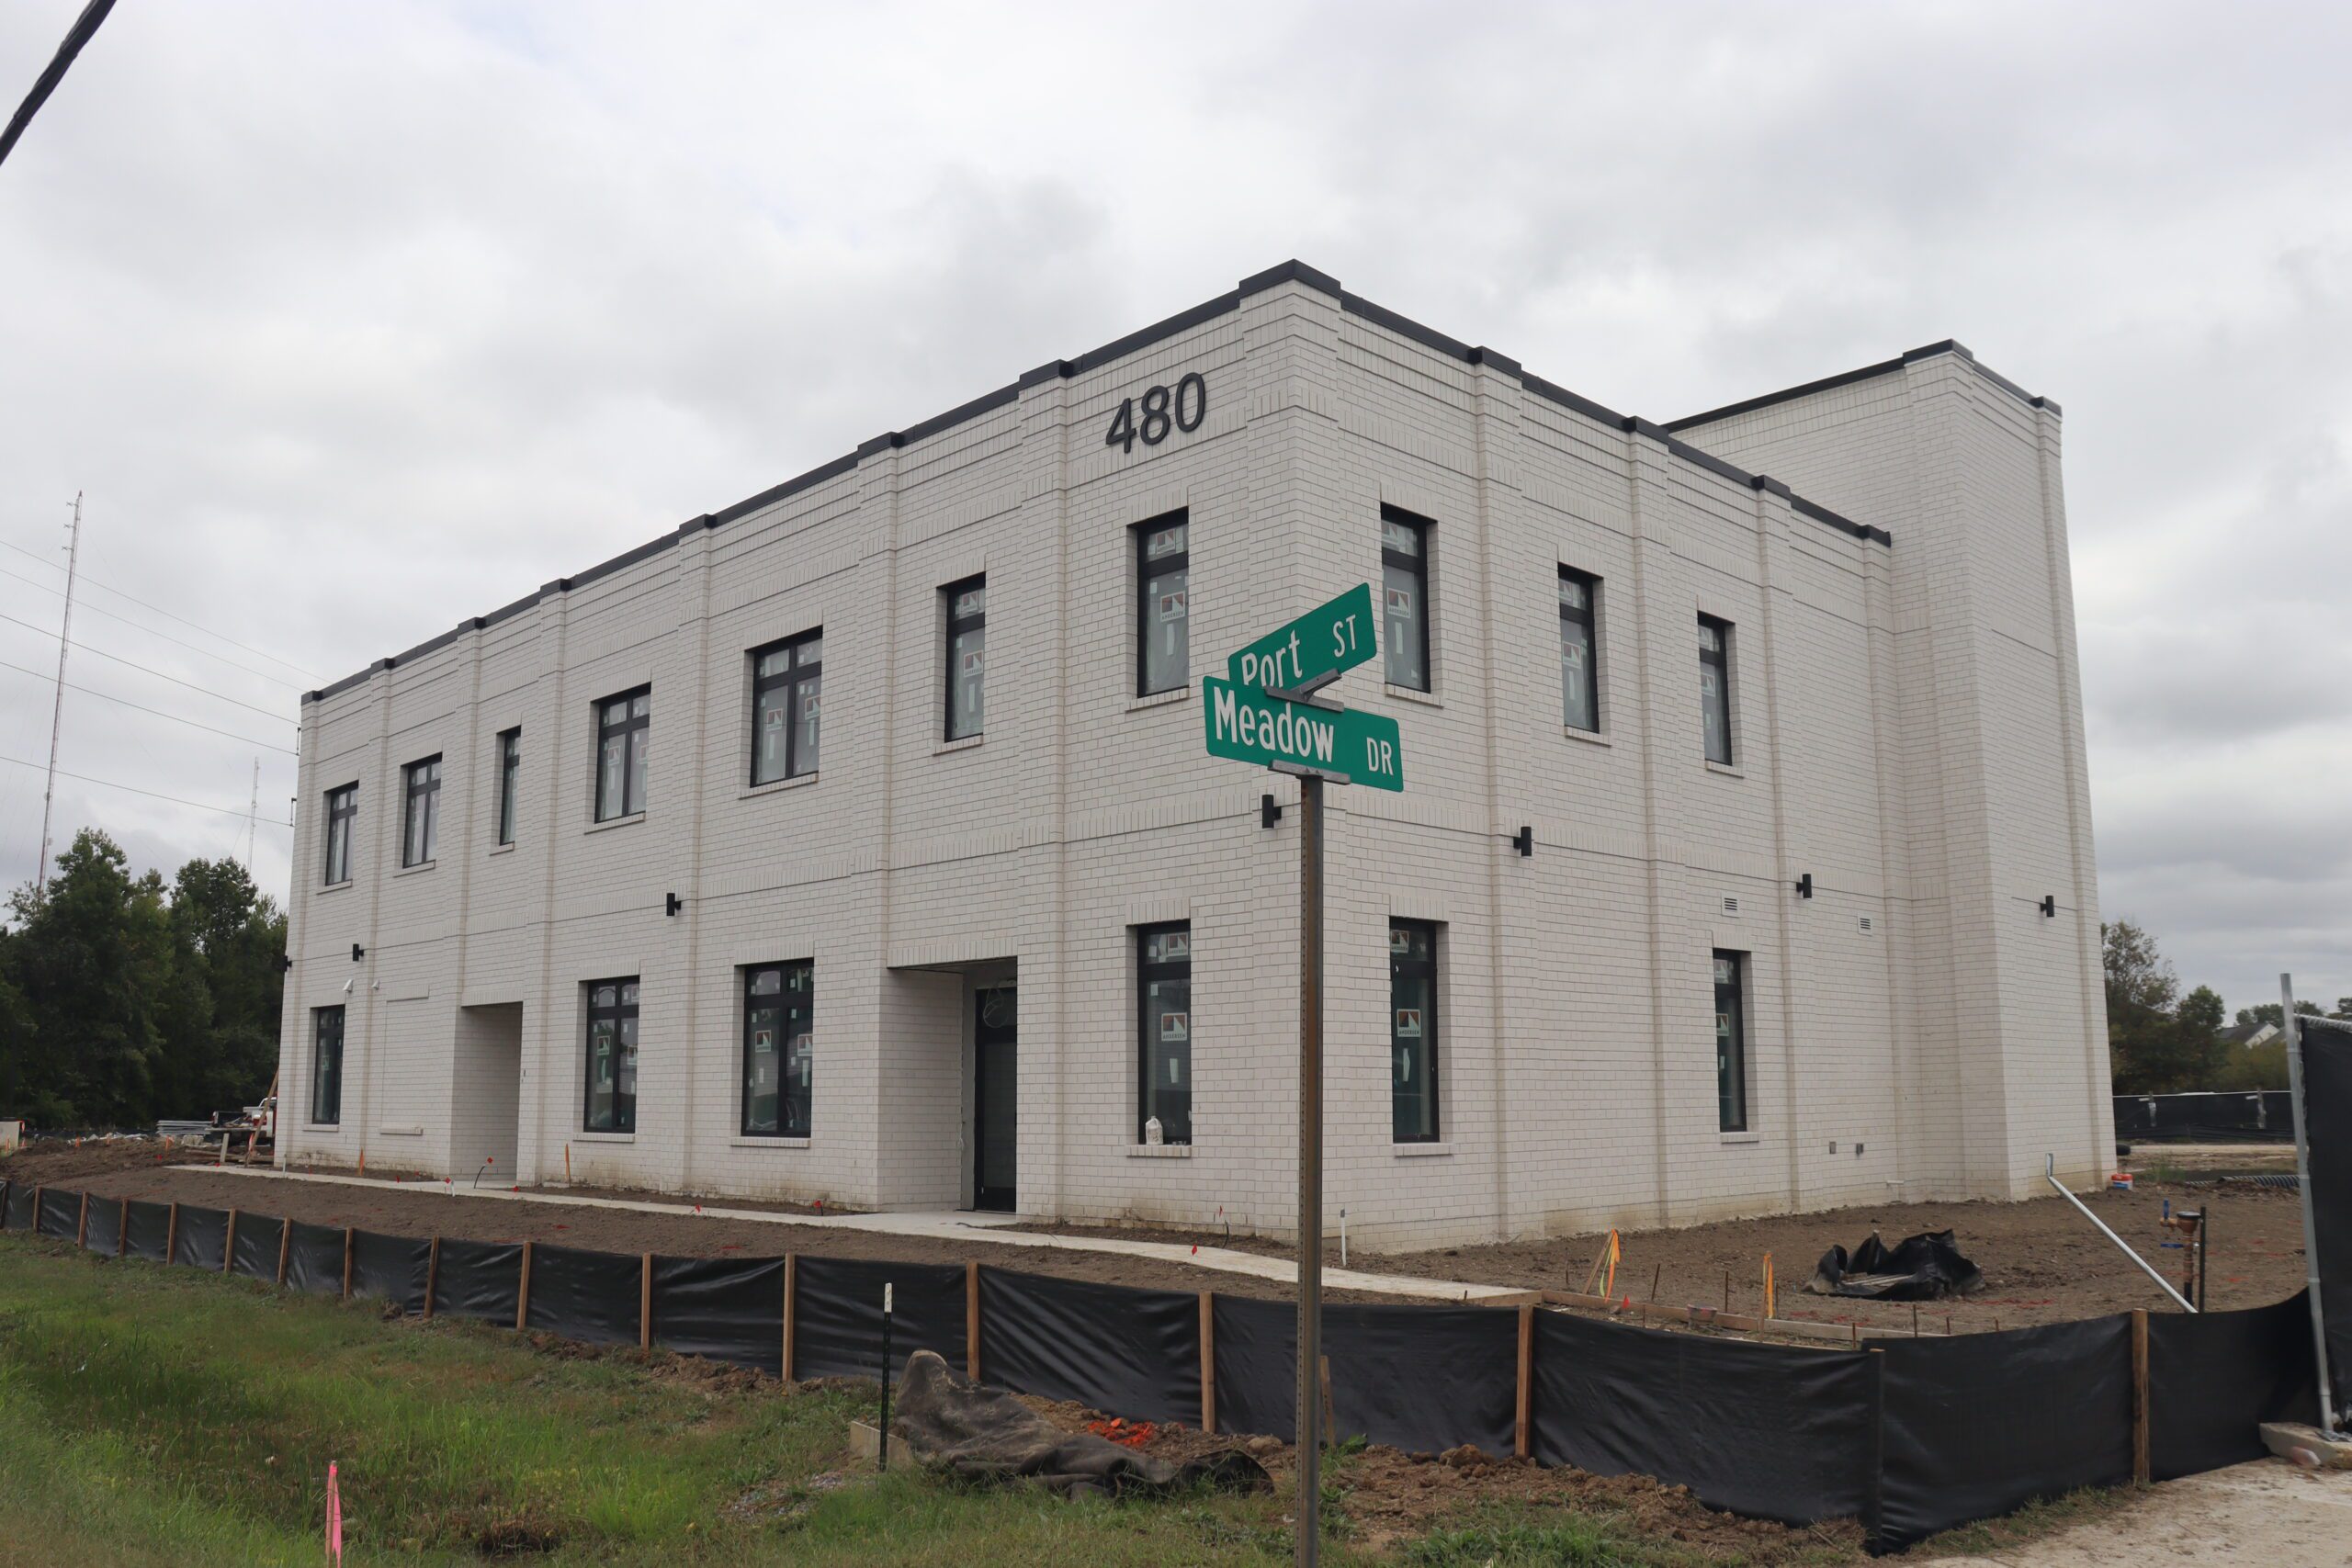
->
[1806,1230,1984,1302]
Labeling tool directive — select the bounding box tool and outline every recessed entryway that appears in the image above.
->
[971,982,1017,1213]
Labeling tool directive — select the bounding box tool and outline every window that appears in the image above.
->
[594,687,650,820]
[742,961,813,1137]
[583,977,639,1133]
[495,729,520,846]
[1559,569,1599,733]
[401,756,441,866]
[1699,615,1733,765]
[1136,514,1190,695]
[1137,924,1192,1145]
[944,576,986,740]
[1381,508,1430,691]
[322,784,356,886]
[1714,951,1748,1133]
[1390,921,1440,1142]
[751,631,822,784]
[311,1006,345,1125]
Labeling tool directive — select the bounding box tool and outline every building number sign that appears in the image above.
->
[1105,372,1206,454]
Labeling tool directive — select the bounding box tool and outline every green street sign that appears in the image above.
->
[1202,676,1403,791]
[1227,583,1376,696]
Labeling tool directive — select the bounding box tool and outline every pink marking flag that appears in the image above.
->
[325,1460,343,1562]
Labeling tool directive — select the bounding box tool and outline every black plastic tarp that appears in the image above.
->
[2301,1017,2352,1413]
[523,1243,640,1347]
[231,1213,285,1281]
[0,1180,28,1230]
[36,1186,81,1238]
[1210,1296,1519,1457]
[170,1204,229,1271]
[978,1269,1200,1427]
[351,1230,431,1312]
[1874,1314,2133,1551]
[430,1237,520,1323]
[285,1220,346,1295]
[81,1194,122,1253]
[1531,1308,1871,1526]
[2149,1292,2320,1479]
[122,1199,170,1260]
[650,1255,784,1375]
[792,1256,966,1382]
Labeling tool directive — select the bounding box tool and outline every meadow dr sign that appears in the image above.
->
[1202,675,1404,791]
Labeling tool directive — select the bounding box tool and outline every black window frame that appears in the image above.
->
[1380,506,1431,692]
[1714,950,1749,1134]
[1134,513,1190,697]
[750,630,823,786]
[400,754,441,868]
[594,686,650,822]
[1558,567,1600,734]
[1136,922,1193,1146]
[322,783,356,886]
[1700,614,1734,765]
[1390,919,1441,1143]
[582,976,640,1134]
[943,575,987,741]
[310,1004,345,1125]
[741,959,814,1138]
[495,728,521,846]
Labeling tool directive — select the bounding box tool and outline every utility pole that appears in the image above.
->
[36,491,83,898]
[243,758,261,869]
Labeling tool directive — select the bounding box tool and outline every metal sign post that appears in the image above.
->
[2281,974,2342,1436]
[1295,770,1324,1567]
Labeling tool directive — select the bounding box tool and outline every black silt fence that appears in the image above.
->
[122,1200,170,1260]
[36,1186,80,1238]
[170,1204,229,1271]
[651,1255,784,1376]
[792,1257,965,1381]
[351,1231,432,1312]
[285,1221,345,1295]
[2114,1089,2293,1143]
[2301,1017,2352,1414]
[1212,1294,1519,1457]
[231,1213,285,1281]
[978,1268,1200,1427]
[82,1195,122,1254]
[6,1182,38,1232]
[2149,1293,2320,1478]
[430,1238,521,1323]
[523,1242,640,1347]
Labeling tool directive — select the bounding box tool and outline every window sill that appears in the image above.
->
[1720,1132,1761,1145]
[488,841,515,857]
[584,811,646,836]
[731,1135,811,1150]
[1562,725,1611,748]
[741,772,819,800]
[1393,1142,1453,1157]
[1384,683,1442,708]
[1704,760,1744,779]
[574,1131,637,1144]
[933,733,985,756]
[317,879,353,897]
[302,1123,344,1134]
[393,859,437,878]
[1127,1143,1193,1158]
[377,1124,424,1137]
[1127,687,1191,713]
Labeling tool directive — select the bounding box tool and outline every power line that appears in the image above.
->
[0,752,291,827]
[0,608,292,725]
[0,0,119,174]
[0,653,297,754]
[0,536,324,682]
[0,561,310,691]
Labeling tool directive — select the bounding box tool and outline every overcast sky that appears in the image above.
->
[0,1,2345,1016]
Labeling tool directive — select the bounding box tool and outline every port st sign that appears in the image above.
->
[1225,582,1375,698]
[1201,676,1403,790]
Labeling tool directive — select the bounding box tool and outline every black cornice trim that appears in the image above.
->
[1665,338,2055,432]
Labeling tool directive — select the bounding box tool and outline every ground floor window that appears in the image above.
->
[1714,951,1748,1133]
[1390,920,1439,1142]
[584,977,639,1133]
[742,961,813,1137]
[311,1005,344,1124]
[1137,924,1192,1145]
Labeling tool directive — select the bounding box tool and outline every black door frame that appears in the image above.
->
[972,984,1016,1212]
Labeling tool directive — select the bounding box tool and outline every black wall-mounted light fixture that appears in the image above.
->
[280,953,294,973]
[351,943,365,962]
[1796,873,1814,899]
[1512,826,1532,858]
[665,892,684,917]
[2040,895,2056,918]
[1261,793,1282,829]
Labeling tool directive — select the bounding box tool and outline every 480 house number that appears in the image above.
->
[1104,372,1206,455]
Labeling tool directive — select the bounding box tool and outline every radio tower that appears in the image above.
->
[35,491,83,899]
[243,758,260,869]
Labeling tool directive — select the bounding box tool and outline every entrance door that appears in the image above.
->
[972,984,1017,1212]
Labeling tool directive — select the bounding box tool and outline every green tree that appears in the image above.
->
[2106,919,2188,1093]
[2235,1000,2324,1029]
[3,830,175,1125]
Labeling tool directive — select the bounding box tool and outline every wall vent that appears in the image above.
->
[1720,896,1739,916]
[1859,915,1874,932]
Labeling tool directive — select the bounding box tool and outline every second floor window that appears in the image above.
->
[1381,509,1430,691]
[1137,924,1193,1145]
[743,961,813,1138]
[1699,616,1733,765]
[1391,920,1440,1142]
[752,631,822,784]
[401,756,441,866]
[583,977,639,1134]
[322,784,356,885]
[595,687,650,820]
[944,576,986,740]
[496,729,520,846]
[1136,515,1189,695]
[1559,569,1599,733]
[311,1005,345,1125]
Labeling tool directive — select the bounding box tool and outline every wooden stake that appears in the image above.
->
[164,1201,179,1263]
[223,1210,239,1273]
[342,1227,355,1300]
[1722,1269,1730,1313]
[276,1219,290,1286]
[965,1261,981,1380]
[1318,1354,1335,1444]
[1911,1303,1919,1338]
[423,1237,441,1322]
[780,1254,797,1381]
[75,1192,88,1247]
[117,1200,128,1257]
[1514,1304,1534,1459]
[1198,1292,1217,1435]
[515,1239,535,1331]
[640,1253,654,1350]
[1648,1263,1662,1303]
[2131,1308,2151,1483]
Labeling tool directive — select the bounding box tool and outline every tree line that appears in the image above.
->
[0,828,285,1129]
[2105,918,2349,1095]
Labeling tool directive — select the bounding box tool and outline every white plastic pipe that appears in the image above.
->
[2045,1154,2195,1313]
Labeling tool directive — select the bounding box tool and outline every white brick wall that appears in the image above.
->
[275,268,2110,1248]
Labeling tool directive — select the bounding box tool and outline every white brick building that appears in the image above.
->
[276,263,2112,1249]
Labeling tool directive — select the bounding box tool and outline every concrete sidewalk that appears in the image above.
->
[1912,1460,2352,1567]
[176,1164,1530,1303]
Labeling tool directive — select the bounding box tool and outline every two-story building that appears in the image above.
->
[277,262,2112,1249]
